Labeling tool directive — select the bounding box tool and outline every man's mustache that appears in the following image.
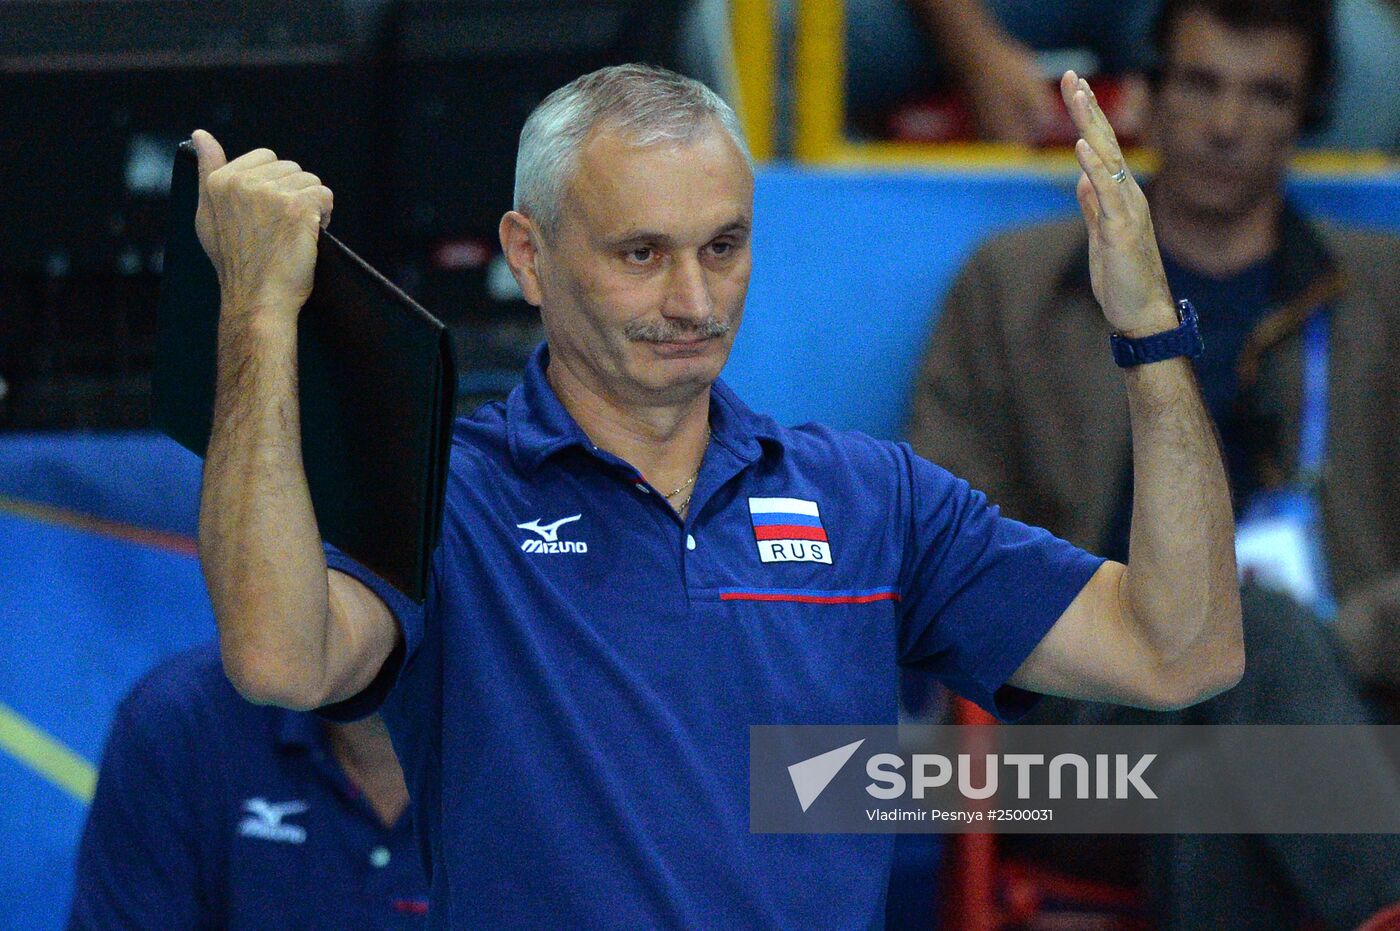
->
[625,318,732,343]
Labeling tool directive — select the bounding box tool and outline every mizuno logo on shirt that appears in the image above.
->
[517,514,588,554]
[238,798,308,844]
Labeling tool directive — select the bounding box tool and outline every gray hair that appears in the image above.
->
[513,63,753,237]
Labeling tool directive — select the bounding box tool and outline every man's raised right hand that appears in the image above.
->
[190,129,334,325]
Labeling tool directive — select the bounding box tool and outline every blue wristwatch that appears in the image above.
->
[1110,299,1204,367]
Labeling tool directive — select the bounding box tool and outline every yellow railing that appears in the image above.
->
[728,0,777,162]
[791,0,844,163]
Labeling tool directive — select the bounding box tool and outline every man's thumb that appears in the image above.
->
[190,129,227,182]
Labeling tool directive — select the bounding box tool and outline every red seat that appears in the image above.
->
[941,698,1148,930]
[1358,902,1400,931]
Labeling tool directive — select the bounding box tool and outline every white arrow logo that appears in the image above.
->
[241,798,308,825]
[238,797,309,843]
[788,739,865,812]
[516,514,582,542]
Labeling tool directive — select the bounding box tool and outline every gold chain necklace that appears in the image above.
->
[662,469,699,500]
[674,486,698,519]
[660,424,710,517]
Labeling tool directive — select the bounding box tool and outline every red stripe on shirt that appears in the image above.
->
[719,591,900,605]
[752,525,828,541]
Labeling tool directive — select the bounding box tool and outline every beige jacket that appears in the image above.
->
[908,210,1400,683]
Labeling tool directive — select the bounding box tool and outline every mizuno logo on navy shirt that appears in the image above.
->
[238,798,308,844]
[517,514,588,554]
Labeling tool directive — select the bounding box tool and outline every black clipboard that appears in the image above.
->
[152,140,454,603]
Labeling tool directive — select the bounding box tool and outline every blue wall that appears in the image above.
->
[727,167,1400,441]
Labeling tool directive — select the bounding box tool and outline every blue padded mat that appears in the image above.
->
[0,511,214,930]
[0,433,203,538]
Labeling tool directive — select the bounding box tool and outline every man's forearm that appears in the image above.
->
[1121,356,1242,687]
[198,306,332,708]
[909,0,1005,72]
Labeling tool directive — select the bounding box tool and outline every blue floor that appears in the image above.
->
[0,502,213,930]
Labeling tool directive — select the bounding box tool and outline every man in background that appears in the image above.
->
[799,0,1400,149]
[68,643,426,929]
[910,0,1400,926]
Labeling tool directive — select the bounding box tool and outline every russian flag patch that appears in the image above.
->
[748,497,832,564]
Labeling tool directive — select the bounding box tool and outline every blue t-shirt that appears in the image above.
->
[1164,252,1277,428]
[1103,253,1278,560]
[324,344,1103,928]
[69,644,427,930]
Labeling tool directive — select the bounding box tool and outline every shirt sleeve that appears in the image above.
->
[67,690,211,930]
[895,444,1104,720]
[317,542,427,722]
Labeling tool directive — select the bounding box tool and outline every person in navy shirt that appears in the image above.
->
[68,644,427,929]
[188,62,1242,927]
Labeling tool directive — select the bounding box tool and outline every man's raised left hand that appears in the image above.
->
[1061,70,1178,338]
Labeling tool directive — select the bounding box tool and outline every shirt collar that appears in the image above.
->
[506,342,783,474]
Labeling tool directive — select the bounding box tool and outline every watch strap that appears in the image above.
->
[1110,299,1204,368]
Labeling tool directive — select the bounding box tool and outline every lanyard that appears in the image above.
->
[1300,309,1335,617]
[1232,307,1336,619]
[1297,311,1329,481]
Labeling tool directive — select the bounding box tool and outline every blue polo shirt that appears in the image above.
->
[324,344,1102,928]
[69,644,427,930]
